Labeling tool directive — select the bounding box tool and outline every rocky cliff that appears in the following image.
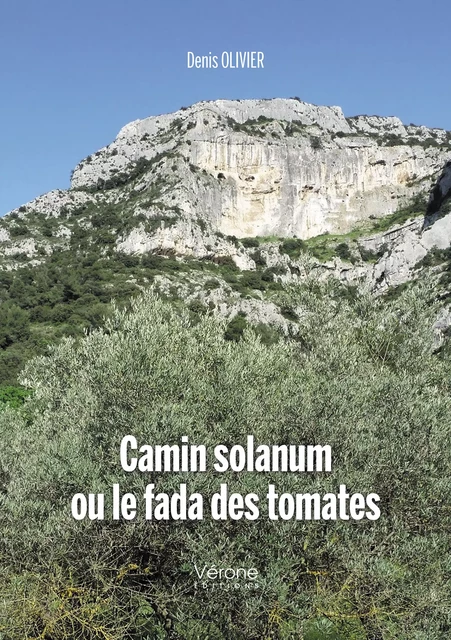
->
[1,98,451,293]
[68,98,451,239]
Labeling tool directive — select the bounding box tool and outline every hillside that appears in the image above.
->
[0,98,451,386]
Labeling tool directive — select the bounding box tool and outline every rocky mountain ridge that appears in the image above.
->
[69,98,450,237]
[2,98,451,290]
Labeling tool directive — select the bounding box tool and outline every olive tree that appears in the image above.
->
[0,282,449,639]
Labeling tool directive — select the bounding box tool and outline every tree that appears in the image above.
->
[0,303,30,348]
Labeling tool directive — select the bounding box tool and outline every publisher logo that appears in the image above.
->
[191,564,260,592]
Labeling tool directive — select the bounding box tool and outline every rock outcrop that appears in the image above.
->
[65,99,450,240]
[1,98,451,293]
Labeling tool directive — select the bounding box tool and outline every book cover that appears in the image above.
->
[0,1,450,638]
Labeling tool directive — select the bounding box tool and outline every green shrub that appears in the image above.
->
[280,238,306,259]
[250,249,266,267]
[241,237,260,248]
[224,311,248,341]
[9,223,28,237]
[142,254,165,269]
[240,271,265,290]
[359,247,379,262]
[225,235,239,247]
[310,136,324,150]
[115,253,140,268]
[187,299,208,315]
[0,304,30,348]
[0,385,31,409]
[415,246,450,269]
[212,255,237,269]
[335,242,352,261]
[252,322,280,346]
[204,278,220,290]
[0,284,449,638]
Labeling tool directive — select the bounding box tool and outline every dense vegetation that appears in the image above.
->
[0,240,292,388]
[0,189,435,392]
[0,279,450,639]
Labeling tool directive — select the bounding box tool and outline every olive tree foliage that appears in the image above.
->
[0,280,450,639]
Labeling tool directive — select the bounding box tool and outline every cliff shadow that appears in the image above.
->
[422,159,451,230]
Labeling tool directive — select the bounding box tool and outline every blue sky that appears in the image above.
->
[1,0,450,215]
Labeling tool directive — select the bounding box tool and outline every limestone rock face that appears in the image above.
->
[68,98,451,240]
